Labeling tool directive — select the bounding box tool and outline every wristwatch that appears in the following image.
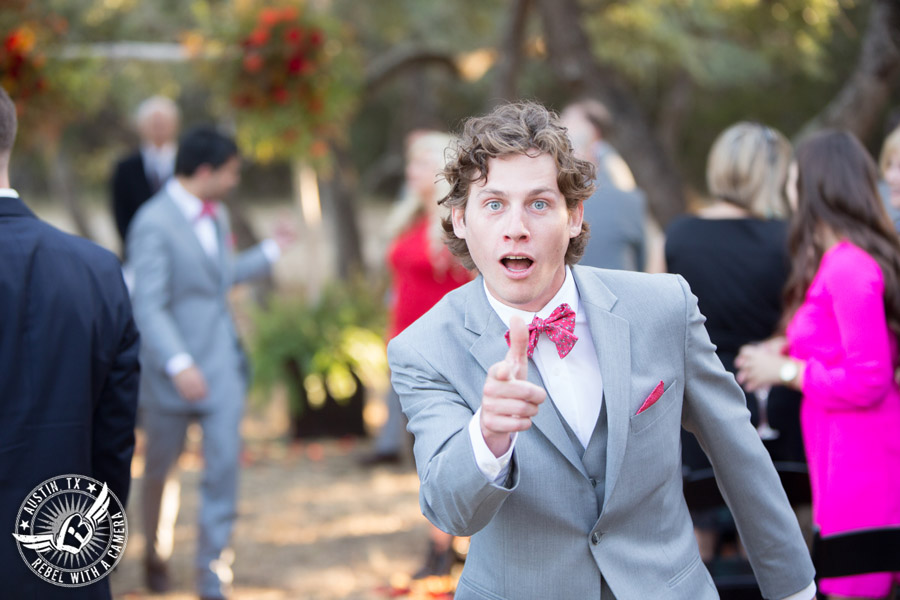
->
[779,359,799,384]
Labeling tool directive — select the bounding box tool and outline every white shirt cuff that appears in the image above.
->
[261,239,281,263]
[780,581,816,600]
[469,408,516,483]
[165,353,194,377]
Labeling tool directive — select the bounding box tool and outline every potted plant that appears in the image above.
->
[250,278,387,439]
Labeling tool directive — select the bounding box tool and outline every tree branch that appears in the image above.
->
[535,0,685,226]
[488,0,533,106]
[364,45,460,95]
[797,0,900,142]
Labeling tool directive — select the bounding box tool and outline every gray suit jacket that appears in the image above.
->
[580,185,647,272]
[127,191,271,414]
[389,266,814,600]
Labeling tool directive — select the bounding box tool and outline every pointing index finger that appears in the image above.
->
[506,316,529,380]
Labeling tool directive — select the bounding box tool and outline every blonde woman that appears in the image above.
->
[664,122,801,561]
[363,131,472,580]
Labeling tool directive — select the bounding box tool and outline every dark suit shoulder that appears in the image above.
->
[29,218,120,272]
[114,150,143,172]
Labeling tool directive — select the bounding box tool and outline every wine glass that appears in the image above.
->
[755,386,780,440]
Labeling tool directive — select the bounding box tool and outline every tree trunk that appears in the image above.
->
[321,144,365,279]
[796,0,900,143]
[44,142,95,241]
[656,70,694,163]
[489,0,533,106]
[535,0,686,226]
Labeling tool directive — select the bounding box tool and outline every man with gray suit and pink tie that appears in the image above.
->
[128,127,294,600]
[387,102,816,599]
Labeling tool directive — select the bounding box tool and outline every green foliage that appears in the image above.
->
[582,0,842,88]
[250,278,388,414]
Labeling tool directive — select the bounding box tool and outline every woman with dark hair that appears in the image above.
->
[737,130,900,599]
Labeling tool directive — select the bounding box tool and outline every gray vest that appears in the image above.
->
[551,397,609,515]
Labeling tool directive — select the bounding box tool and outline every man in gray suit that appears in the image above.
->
[127,127,293,600]
[561,100,647,272]
[388,102,815,599]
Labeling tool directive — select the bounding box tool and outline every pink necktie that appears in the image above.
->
[196,200,218,223]
[505,302,578,359]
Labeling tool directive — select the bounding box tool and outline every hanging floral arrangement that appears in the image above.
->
[220,4,360,164]
[0,13,68,122]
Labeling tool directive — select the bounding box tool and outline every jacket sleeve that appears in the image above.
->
[232,244,272,285]
[677,275,815,599]
[127,214,189,372]
[388,338,518,536]
[92,269,140,506]
[798,248,895,410]
[219,208,273,285]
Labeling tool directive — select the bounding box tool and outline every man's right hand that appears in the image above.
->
[172,365,208,402]
[480,316,546,457]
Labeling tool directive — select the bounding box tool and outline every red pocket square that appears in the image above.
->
[636,381,665,415]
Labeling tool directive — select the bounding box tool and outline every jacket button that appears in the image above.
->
[591,531,601,545]
[589,478,598,487]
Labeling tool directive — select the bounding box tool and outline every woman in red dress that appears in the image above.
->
[364,131,472,580]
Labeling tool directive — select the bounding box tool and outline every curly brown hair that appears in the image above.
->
[438,101,596,270]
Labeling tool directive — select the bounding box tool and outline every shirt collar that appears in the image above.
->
[166,178,204,221]
[141,143,176,161]
[0,188,20,198]
[484,266,581,327]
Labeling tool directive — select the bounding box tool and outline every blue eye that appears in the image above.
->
[487,201,502,211]
[533,200,548,210]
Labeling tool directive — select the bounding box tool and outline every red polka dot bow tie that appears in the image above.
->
[505,302,579,359]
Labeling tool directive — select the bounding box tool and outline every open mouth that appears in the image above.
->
[501,255,534,273]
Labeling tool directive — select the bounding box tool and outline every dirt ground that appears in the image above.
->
[109,397,462,600]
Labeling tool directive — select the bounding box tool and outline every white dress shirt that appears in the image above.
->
[163,179,280,377]
[141,143,176,189]
[0,188,19,198]
[466,266,817,600]
[469,266,603,481]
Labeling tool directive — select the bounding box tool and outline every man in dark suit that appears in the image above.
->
[0,86,141,598]
[110,95,179,248]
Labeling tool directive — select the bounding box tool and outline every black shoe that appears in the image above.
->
[145,561,171,593]
[412,542,456,579]
[357,451,402,466]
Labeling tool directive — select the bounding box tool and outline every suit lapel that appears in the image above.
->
[160,194,222,283]
[213,209,230,290]
[573,266,631,506]
[465,277,590,479]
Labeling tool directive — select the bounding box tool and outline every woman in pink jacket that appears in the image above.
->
[737,130,900,599]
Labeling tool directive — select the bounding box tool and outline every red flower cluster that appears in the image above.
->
[232,6,327,112]
[1,26,47,108]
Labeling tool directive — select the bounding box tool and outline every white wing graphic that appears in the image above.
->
[12,532,55,552]
[84,483,110,527]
